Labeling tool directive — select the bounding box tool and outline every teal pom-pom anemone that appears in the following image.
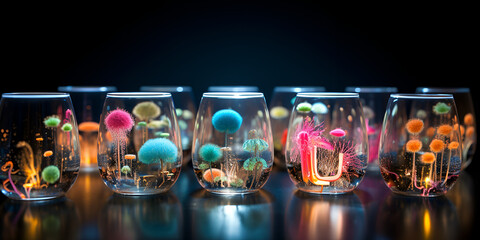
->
[138,138,178,164]
[212,109,243,134]
[199,144,223,162]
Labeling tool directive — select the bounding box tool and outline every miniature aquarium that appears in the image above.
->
[140,86,196,166]
[58,86,117,171]
[97,93,182,195]
[379,94,463,197]
[269,86,326,168]
[0,93,81,200]
[192,92,274,194]
[417,87,476,169]
[285,93,368,194]
[345,86,398,171]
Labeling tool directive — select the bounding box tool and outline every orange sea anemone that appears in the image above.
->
[437,124,453,136]
[466,126,475,138]
[406,119,424,134]
[426,127,435,137]
[421,152,436,164]
[448,141,460,150]
[406,139,422,153]
[79,121,100,132]
[202,168,225,183]
[454,124,465,136]
[429,139,445,153]
[464,113,474,126]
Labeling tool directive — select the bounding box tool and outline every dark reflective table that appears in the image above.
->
[1,160,478,240]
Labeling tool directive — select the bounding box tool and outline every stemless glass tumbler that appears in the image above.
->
[58,86,117,171]
[192,92,274,194]
[379,94,463,197]
[345,87,398,171]
[140,86,196,166]
[285,93,368,194]
[269,86,326,168]
[97,93,182,195]
[0,93,80,200]
[416,87,476,169]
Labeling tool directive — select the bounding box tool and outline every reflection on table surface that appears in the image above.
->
[0,165,477,240]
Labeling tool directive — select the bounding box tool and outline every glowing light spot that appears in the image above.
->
[125,154,136,160]
[36,137,44,141]
[43,150,53,157]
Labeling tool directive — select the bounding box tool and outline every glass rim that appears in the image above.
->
[57,86,117,92]
[345,86,398,93]
[203,92,264,98]
[273,86,326,92]
[2,92,70,98]
[207,86,259,92]
[390,93,454,99]
[416,87,470,94]
[107,92,172,98]
[140,85,192,92]
[296,92,359,98]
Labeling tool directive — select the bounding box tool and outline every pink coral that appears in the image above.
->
[105,109,134,133]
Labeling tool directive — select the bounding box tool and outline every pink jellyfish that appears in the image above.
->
[105,109,134,179]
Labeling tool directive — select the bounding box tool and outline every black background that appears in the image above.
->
[1,2,479,237]
[3,1,477,168]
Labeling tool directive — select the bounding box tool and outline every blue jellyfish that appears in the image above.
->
[212,109,243,134]
[242,139,269,153]
[138,138,178,164]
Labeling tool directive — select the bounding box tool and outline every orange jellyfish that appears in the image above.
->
[406,139,422,189]
[406,119,424,135]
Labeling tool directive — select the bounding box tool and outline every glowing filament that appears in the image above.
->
[298,131,343,186]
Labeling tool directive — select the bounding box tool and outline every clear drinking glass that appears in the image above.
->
[140,86,196,166]
[379,94,463,197]
[285,93,368,194]
[416,87,476,169]
[0,93,81,200]
[345,86,398,171]
[192,92,273,194]
[58,86,117,171]
[97,93,182,195]
[207,86,259,92]
[269,86,326,168]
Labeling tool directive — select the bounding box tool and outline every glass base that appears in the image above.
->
[205,188,259,195]
[390,189,446,197]
[2,190,65,201]
[297,187,354,195]
[113,188,170,196]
